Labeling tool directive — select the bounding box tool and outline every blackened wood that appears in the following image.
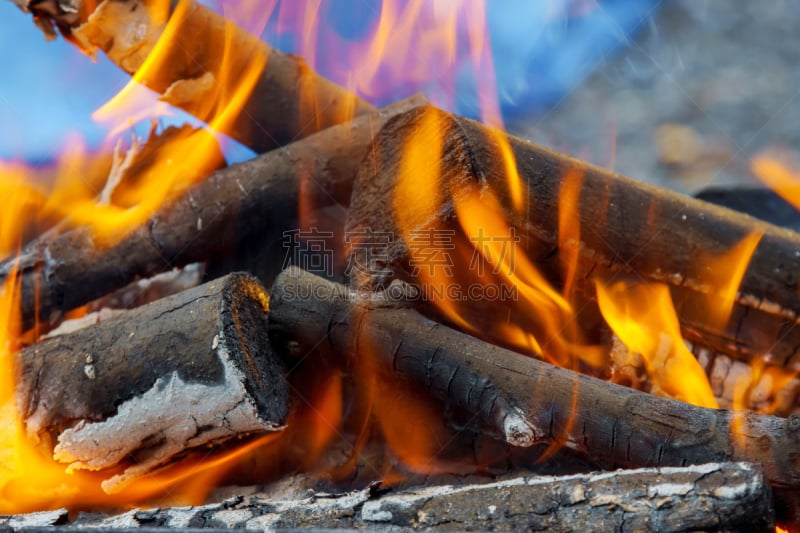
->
[17,272,287,490]
[696,186,800,233]
[360,463,774,532]
[16,0,375,153]
[11,463,774,532]
[268,267,800,490]
[0,96,426,332]
[346,104,800,371]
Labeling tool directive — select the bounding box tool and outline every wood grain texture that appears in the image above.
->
[268,267,800,492]
[346,104,800,373]
[16,0,375,154]
[0,96,427,331]
[17,272,287,488]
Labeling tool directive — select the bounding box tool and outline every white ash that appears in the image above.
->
[647,482,695,497]
[100,133,144,205]
[93,509,140,529]
[52,329,284,492]
[2,463,762,530]
[41,307,123,339]
[6,508,67,529]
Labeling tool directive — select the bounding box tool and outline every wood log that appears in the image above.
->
[16,272,288,492]
[14,0,375,153]
[345,104,800,375]
[4,463,774,531]
[267,267,800,492]
[696,186,800,233]
[0,95,426,332]
[359,463,774,532]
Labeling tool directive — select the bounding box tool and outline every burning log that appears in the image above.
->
[16,272,288,491]
[0,96,426,332]
[6,463,774,531]
[14,0,375,153]
[346,104,800,374]
[268,267,800,492]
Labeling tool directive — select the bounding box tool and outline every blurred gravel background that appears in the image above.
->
[516,0,800,194]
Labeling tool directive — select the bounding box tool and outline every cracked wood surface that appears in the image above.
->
[5,463,771,531]
[16,272,287,490]
[0,96,426,332]
[12,0,375,154]
[346,104,800,376]
[267,268,800,494]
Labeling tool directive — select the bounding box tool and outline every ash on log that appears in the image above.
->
[16,0,375,153]
[10,463,773,531]
[0,96,427,332]
[358,463,773,532]
[16,272,288,492]
[268,267,800,492]
[346,104,800,374]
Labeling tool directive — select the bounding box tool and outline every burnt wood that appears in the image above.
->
[15,0,375,153]
[346,104,800,372]
[358,463,774,532]
[268,267,800,491]
[696,186,800,233]
[9,463,775,532]
[0,96,427,332]
[16,272,287,491]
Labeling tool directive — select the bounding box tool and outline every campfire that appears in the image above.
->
[1,1,799,531]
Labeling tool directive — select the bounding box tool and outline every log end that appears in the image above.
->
[21,272,290,490]
[221,272,290,430]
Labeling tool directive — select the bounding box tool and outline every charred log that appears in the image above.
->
[268,267,800,492]
[696,186,800,233]
[15,0,375,154]
[16,272,287,491]
[0,96,426,332]
[5,463,774,531]
[358,462,774,532]
[346,104,800,375]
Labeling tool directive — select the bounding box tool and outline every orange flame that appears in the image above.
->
[0,0,283,513]
[2,0,790,513]
[751,149,800,211]
[596,281,717,408]
[0,260,281,513]
[699,231,763,328]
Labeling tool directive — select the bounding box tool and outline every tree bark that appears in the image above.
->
[267,267,800,492]
[14,0,375,154]
[16,272,288,492]
[0,95,426,332]
[346,104,800,373]
[359,462,774,532]
[7,463,774,532]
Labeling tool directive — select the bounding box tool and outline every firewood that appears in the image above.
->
[346,104,800,373]
[358,463,774,532]
[696,186,800,233]
[7,463,773,531]
[0,96,426,332]
[13,0,375,153]
[16,272,288,492]
[267,267,800,492]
